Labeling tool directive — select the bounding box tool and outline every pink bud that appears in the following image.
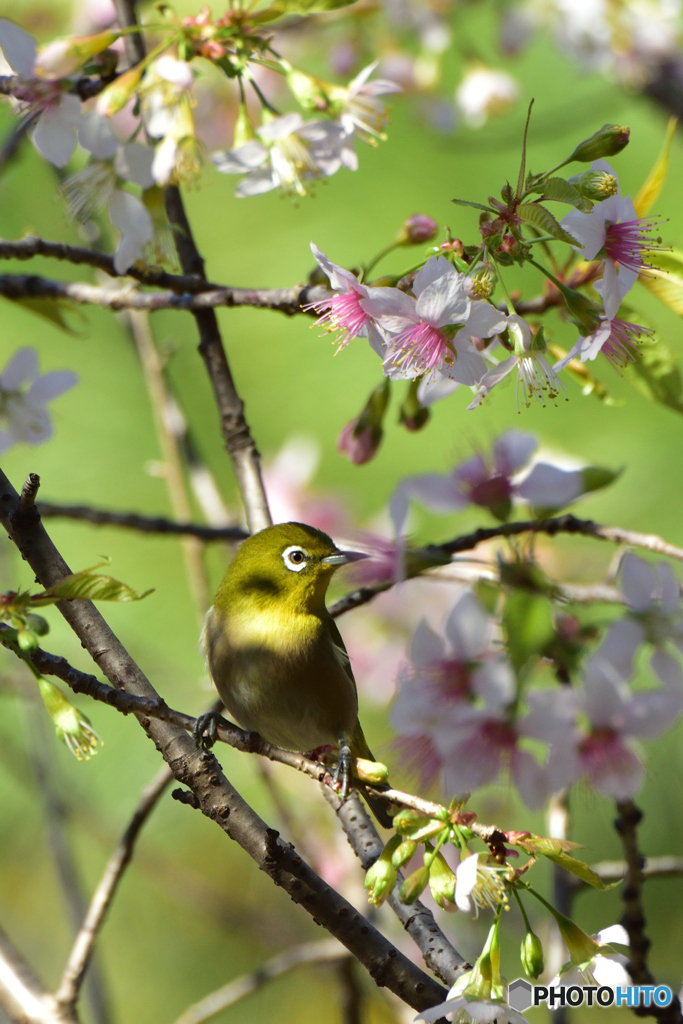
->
[397,214,438,246]
[338,419,381,465]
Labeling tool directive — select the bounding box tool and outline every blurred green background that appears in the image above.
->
[1,2,683,1023]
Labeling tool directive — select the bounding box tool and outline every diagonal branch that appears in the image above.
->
[0,469,448,1014]
[0,920,77,1024]
[55,766,173,1012]
[171,939,348,1024]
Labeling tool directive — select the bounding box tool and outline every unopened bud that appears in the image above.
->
[568,170,618,202]
[561,287,603,333]
[17,629,38,652]
[568,124,630,163]
[354,757,389,784]
[521,930,544,979]
[391,838,417,869]
[35,30,119,78]
[392,808,430,834]
[26,613,49,636]
[338,378,390,466]
[399,378,429,432]
[396,214,438,246]
[428,850,457,910]
[365,835,401,906]
[464,264,497,299]
[96,64,144,117]
[399,864,430,904]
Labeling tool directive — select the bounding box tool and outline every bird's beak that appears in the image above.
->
[322,550,369,566]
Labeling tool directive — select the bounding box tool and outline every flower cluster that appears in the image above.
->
[0,348,78,455]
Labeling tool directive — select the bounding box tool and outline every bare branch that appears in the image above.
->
[55,766,172,1013]
[36,501,247,541]
[615,801,683,1024]
[0,469,448,1013]
[0,271,324,316]
[171,939,348,1024]
[570,856,683,891]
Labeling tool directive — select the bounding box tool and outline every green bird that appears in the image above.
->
[200,522,392,828]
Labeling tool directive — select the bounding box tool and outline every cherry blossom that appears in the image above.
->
[306,244,387,353]
[561,160,665,318]
[0,348,78,454]
[552,924,631,987]
[0,19,81,167]
[467,314,567,409]
[553,313,651,371]
[330,61,402,146]
[360,256,504,381]
[418,961,529,1024]
[140,56,200,186]
[212,113,353,197]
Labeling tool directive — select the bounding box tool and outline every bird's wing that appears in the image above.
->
[324,613,358,694]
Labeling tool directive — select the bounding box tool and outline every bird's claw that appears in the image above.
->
[193,711,225,749]
[333,742,353,803]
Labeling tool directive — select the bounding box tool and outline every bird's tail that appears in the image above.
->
[351,723,394,830]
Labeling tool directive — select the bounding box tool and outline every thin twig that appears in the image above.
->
[171,939,348,1024]
[547,790,572,1024]
[127,309,210,617]
[615,801,683,1024]
[55,766,173,1012]
[36,501,247,540]
[0,919,78,1024]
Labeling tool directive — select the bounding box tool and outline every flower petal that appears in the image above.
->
[1,347,38,390]
[0,18,36,76]
[33,94,81,167]
[27,370,78,403]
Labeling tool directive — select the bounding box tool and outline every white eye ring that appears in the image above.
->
[282,545,308,572]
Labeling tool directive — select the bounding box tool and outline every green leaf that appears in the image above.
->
[538,177,592,213]
[517,204,580,246]
[451,198,495,212]
[32,563,153,604]
[635,116,677,217]
[502,590,555,674]
[624,331,683,415]
[581,466,622,494]
[543,851,615,890]
[3,295,80,333]
[255,0,358,16]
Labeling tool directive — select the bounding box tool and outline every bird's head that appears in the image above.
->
[215,522,367,614]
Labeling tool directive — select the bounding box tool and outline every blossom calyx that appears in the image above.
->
[560,287,603,334]
[283,63,332,112]
[96,64,145,117]
[399,863,431,904]
[568,124,630,163]
[521,929,545,979]
[568,170,618,202]
[391,838,418,869]
[338,379,390,465]
[396,215,438,246]
[38,677,101,760]
[354,757,389,784]
[35,30,119,78]
[427,849,458,909]
[399,379,430,432]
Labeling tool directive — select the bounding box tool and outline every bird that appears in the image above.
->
[199,521,392,828]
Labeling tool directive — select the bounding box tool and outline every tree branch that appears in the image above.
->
[36,501,248,540]
[0,469,448,1014]
[0,920,77,1024]
[615,801,683,1024]
[171,939,348,1024]
[568,856,683,891]
[55,766,173,1013]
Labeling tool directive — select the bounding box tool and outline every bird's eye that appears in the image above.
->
[282,546,308,572]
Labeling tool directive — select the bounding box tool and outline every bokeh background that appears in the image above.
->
[1,1,683,1022]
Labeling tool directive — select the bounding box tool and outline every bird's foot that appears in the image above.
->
[333,742,353,803]
[193,711,226,749]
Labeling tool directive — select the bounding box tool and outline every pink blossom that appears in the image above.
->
[561,160,665,318]
[306,243,387,353]
[467,314,567,410]
[553,314,651,372]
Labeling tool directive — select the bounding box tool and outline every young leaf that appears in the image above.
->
[624,331,683,415]
[32,564,153,604]
[517,204,580,245]
[451,198,495,213]
[516,99,535,200]
[542,850,615,890]
[502,590,555,674]
[538,177,592,213]
[3,295,80,333]
[634,116,677,218]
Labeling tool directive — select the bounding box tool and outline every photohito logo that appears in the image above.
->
[508,979,674,1012]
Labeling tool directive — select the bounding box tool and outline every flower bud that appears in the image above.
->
[568,124,630,163]
[35,30,119,78]
[17,629,38,652]
[396,215,438,246]
[392,808,430,834]
[521,930,544,979]
[464,264,497,299]
[354,757,389,784]
[399,378,429,432]
[96,64,145,117]
[391,838,417,869]
[399,863,430,904]
[428,850,457,910]
[338,379,390,466]
[26,613,49,636]
[365,835,401,906]
[568,170,618,202]
[38,677,101,761]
